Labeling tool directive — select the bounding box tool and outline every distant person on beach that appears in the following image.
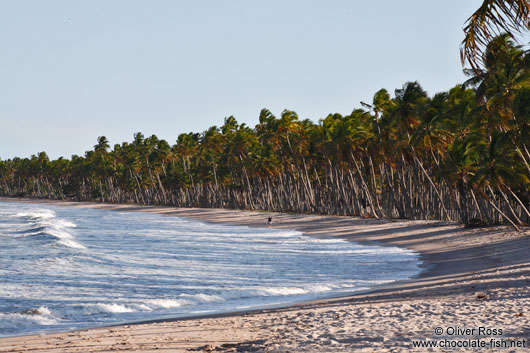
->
[268,216,272,226]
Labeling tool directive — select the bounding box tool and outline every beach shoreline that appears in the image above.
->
[1,197,529,352]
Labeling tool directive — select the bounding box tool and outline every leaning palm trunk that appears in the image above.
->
[479,185,522,231]
[505,184,530,219]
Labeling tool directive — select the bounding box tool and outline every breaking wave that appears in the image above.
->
[11,209,84,249]
[0,307,59,334]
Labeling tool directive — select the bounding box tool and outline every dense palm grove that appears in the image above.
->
[1,36,529,228]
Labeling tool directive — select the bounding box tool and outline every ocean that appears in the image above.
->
[0,200,421,336]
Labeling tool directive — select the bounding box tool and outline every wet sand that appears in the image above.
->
[0,198,529,352]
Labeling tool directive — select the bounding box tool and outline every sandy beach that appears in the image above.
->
[0,199,529,352]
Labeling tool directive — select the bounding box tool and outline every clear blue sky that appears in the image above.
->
[1,0,484,159]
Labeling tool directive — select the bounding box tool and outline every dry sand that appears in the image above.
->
[1,198,530,352]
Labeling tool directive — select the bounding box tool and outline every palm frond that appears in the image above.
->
[461,0,530,72]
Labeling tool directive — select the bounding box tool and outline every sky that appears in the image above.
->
[0,0,487,159]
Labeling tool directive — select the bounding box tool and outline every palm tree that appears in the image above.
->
[175,132,200,186]
[94,136,110,154]
[467,34,530,174]
[470,131,529,229]
[462,0,530,72]
[391,81,428,137]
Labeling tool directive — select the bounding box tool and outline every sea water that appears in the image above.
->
[0,200,421,336]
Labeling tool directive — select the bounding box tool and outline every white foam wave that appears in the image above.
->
[15,209,56,220]
[13,208,84,249]
[53,219,77,228]
[92,303,136,313]
[179,293,225,304]
[137,294,225,311]
[46,228,85,249]
[79,293,227,317]
[0,307,58,333]
[254,287,310,296]
[146,299,190,309]
[252,283,338,297]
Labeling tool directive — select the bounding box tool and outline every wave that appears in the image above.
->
[55,293,228,319]
[254,286,311,296]
[0,307,58,334]
[94,294,226,314]
[11,209,84,249]
[83,301,185,315]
